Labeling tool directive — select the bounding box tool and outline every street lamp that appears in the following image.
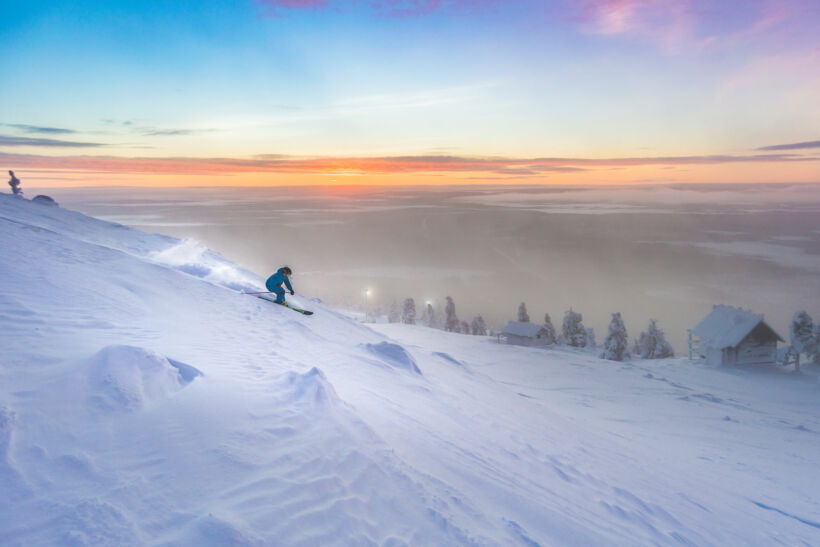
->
[364,288,371,322]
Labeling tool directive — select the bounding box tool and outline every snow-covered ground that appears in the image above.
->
[1,193,819,546]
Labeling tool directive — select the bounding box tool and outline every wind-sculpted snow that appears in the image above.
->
[86,345,201,412]
[363,341,422,374]
[273,367,339,407]
[1,193,819,545]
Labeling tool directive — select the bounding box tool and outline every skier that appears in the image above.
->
[8,170,22,196]
[265,266,294,304]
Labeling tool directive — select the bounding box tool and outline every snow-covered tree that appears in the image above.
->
[602,312,629,361]
[561,308,587,347]
[541,313,556,345]
[518,302,530,323]
[401,298,416,325]
[790,311,816,371]
[634,319,674,359]
[790,311,815,354]
[388,301,400,323]
[586,327,596,348]
[471,315,487,336]
[444,296,459,332]
[815,324,820,365]
[424,302,438,329]
[460,321,470,335]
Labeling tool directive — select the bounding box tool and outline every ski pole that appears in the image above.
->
[242,290,275,295]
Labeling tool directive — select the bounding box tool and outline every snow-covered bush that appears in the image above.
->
[561,308,587,347]
[541,313,557,345]
[471,315,487,336]
[444,296,459,332]
[460,321,470,335]
[401,298,416,325]
[634,319,674,359]
[518,302,530,323]
[388,301,401,323]
[602,312,629,361]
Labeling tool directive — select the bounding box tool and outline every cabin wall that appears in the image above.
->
[504,334,532,347]
[736,339,776,365]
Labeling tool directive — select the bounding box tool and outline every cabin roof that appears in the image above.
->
[501,321,544,338]
[690,305,784,349]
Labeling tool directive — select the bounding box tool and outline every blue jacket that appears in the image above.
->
[265,268,293,292]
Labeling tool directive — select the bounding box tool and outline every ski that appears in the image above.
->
[254,294,314,315]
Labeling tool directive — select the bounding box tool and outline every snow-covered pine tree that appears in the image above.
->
[471,315,487,336]
[634,319,674,358]
[586,327,596,348]
[388,300,400,323]
[814,324,820,365]
[602,312,629,361]
[518,302,530,323]
[426,303,437,328]
[444,296,459,332]
[790,311,815,354]
[561,308,587,347]
[790,311,816,370]
[541,313,556,345]
[460,320,470,335]
[401,298,416,325]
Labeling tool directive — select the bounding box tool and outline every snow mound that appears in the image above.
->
[86,346,201,412]
[273,367,340,407]
[32,195,59,207]
[363,342,422,375]
[149,238,260,292]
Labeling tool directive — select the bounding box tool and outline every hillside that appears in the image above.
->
[1,193,819,546]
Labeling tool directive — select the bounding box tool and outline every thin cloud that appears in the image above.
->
[0,151,815,177]
[1,123,77,135]
[258,0,495,17]
[756,140,820,151]
[140,128,216,137]
[0,136,105,148]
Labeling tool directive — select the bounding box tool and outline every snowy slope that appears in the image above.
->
[1,193,819,546]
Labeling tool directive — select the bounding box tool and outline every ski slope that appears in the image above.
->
[1,193,819,546]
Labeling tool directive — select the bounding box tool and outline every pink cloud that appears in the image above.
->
[573,0,695,49]
[570,0,811,52]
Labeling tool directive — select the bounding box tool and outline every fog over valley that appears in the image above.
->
[50,183,820,352]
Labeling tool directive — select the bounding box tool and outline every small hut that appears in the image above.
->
[500,321,550,347]
[688,305,783,366]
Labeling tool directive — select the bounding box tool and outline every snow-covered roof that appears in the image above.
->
[501,321,544,338]
[690,305,783,349]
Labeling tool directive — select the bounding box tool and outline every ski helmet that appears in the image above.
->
[282,266,292,275]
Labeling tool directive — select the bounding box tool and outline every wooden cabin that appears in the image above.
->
[500,321,550,347]
[688,305,784,366]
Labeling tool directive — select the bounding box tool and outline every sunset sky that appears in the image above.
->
[1,0,818,187]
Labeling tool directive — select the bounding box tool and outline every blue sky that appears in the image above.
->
[1,0,818,186]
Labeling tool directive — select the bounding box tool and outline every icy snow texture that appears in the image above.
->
[1,193,819,545]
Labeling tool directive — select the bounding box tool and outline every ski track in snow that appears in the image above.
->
[1,193,819,546]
